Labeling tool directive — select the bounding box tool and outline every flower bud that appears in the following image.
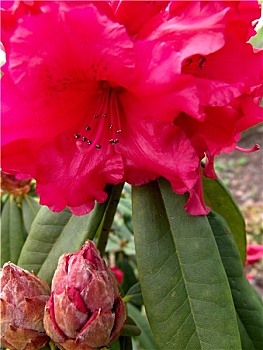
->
[109,266,124,285]
[44,241,126,350]
[0,172,31,196]
[0,262,50,350]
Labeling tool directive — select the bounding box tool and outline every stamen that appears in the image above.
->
[75,86,123,152]
[110,92,122,133]
[235,144,260,153]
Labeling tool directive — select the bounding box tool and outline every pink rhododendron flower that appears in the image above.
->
[245,244,263,266]
[1,1,262,216]
[112,0,263,177]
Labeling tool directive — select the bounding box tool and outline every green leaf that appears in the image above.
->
[208,210,263,350]
[236,314,256,350]
[123,282,143,306]
[21,195,41,234]
[203,175,246,264]
[117,257,138,295]
[122,324,141,337]
[250,25,263,48]
[1,195,25,266]
[127,303,158,350]
[132,178,242,350]
[17,199,110,284]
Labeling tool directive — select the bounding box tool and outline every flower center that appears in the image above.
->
[181,54,206,74]
[74,85,122,152]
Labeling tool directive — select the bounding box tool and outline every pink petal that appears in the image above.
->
[53,289,88,338]
[246,245,263,265]
[115,104,203,210]
[34,133,124,214]
[175,106,242,160]
[185,167,210,215]
[2,1,134,149]
[111,1,168,36]
[196,39,263,105]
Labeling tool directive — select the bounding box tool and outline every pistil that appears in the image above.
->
[235,144,260,153]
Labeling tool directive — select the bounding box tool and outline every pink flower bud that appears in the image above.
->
[0,262,50,350]
[109,266,124,285]
[44,241,126,350]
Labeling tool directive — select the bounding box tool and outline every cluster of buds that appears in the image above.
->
[0,241,126,350]
[0,263,50,350]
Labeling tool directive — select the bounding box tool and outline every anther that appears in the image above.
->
[87,140,92,145]
[117,130,122,134]
[85,126,91,131]
[102,113,107,117]
[110,139,114,144]
[94,114,99,118]
[74,134,80,139]
[82,137,87,142]
[96,144,101,149]
[114,139,119,144]
[109,124,113,129]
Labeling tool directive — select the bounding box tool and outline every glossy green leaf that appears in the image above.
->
[123,282,143,306]
[203,175,246,264]
[132,178,241,350]
[18,200,110,284]
[127,303,158,350]
[21,195,41,234]
[1,195,25,266]
[208,210,263,350]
